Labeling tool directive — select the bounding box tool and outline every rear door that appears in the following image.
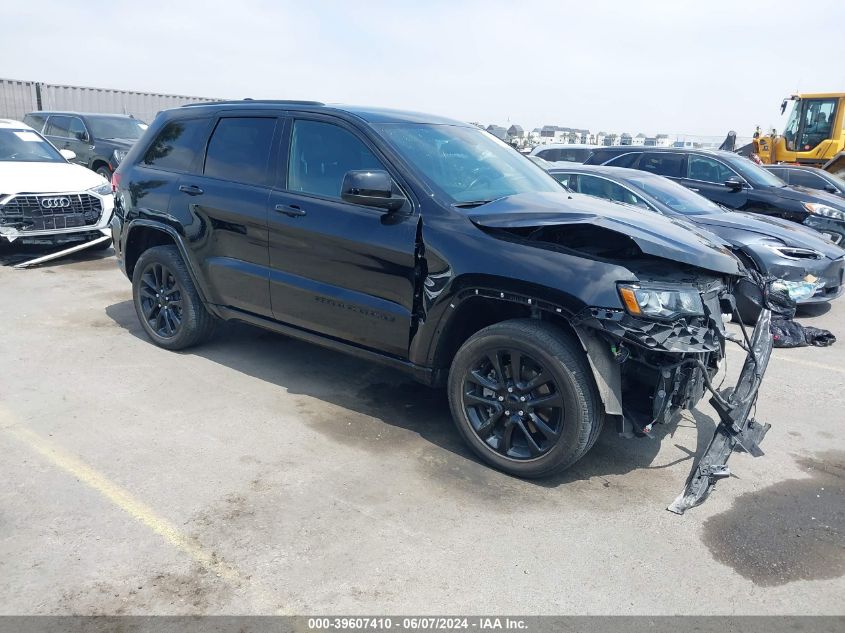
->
[169,114,279,318]
[679,154,749,210]
[267,115,418,357]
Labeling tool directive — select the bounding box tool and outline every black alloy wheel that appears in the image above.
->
[447,319,600,478]
[138,261,183,338]
[462,349,564,460]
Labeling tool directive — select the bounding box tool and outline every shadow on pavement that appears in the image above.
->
[106,299,711,489]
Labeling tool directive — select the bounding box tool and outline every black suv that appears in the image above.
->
[585,146,845,245]
[111,101,774,513]
[23,111,148,180]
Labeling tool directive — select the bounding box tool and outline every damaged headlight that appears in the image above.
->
[618,283,704,319]
[88,183,113,196]
[803,202,845,221]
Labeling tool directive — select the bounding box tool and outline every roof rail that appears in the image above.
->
[181,99,324,108]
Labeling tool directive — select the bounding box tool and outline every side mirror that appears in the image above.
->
[75,131,89,142]
[724,178,744,192]
[341,170,406,212]
[824,184,838,194]
[59,149,77,161]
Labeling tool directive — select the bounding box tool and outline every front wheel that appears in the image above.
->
[95,165,113,181]
[447,319,601,478]
[132,245,216,350]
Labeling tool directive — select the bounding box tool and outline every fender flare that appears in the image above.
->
[420,283,623,416]
[124,218,215,308]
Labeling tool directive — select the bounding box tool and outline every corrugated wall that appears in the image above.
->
[0,79,38,121]
[0,78,218,124]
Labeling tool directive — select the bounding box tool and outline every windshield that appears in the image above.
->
[627,173,722,215]
[86,116,148,140]
[0,128,65,162]
[375,123,560,204]
[723,154,787,187]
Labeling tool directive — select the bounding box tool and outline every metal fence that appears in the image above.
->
[0,78,218,124]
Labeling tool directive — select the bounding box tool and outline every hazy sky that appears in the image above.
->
[2,0,844,137]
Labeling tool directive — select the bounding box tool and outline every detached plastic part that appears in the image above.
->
[12,231,110,269]
[668,308,774,515]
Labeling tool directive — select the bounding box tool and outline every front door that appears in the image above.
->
[267,116,417,357]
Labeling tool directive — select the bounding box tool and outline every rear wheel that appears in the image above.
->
[447,319,600,478]
[132,245,216,350]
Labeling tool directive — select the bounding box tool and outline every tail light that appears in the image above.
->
[111,171,122,193]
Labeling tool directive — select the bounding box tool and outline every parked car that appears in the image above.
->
[586,146,845,245]
[0,119,114,247]
[764,164,845,199]
[547,165,845,320]
[111,100,774,513]
[530,144,600,164]
[23,111,148,181]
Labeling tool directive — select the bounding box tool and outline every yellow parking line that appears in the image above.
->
[772,354,845,375]
[3,421,240,582]
[1,407,291,613]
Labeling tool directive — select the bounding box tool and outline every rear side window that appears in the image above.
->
[204,117,276,186]
[536,149,558,161]
[44,115,72,138]
[787,169,828,190]
[142,118,209,172]
[639,152,684,177]
[550,172,576,189]
[23,113,47,131]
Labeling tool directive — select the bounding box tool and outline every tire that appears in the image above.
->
[95,165,113,181]
[447,319,600,478]
[132,245,216,350]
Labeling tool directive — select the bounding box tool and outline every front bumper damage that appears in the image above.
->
[573,279,774,514]
[668,308,773,514]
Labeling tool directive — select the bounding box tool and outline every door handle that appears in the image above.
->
[275,204,307,218]
[179,184,204,196]
[688,187,699,192]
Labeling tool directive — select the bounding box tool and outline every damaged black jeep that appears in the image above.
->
[111,102,773,512]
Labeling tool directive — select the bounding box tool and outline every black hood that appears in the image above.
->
[689,211,845,260]
[99,137,136,149]
[468,191,743,276]
[771,184,845,209]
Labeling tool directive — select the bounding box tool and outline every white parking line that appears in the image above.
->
[772,354,845,374]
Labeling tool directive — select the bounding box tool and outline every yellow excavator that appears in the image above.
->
[751,93,845,177]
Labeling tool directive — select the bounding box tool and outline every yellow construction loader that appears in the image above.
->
[752,93,845,177]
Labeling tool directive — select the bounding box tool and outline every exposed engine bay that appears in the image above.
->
[471,211,774,514]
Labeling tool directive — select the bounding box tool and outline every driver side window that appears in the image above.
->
[687,155,736,184]
[288,120,386,199]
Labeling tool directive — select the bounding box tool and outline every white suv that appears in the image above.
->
[0,119,114,247]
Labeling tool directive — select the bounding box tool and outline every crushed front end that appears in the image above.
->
[572,270,774,514]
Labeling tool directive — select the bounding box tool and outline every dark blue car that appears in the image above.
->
[548,164,845,321]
